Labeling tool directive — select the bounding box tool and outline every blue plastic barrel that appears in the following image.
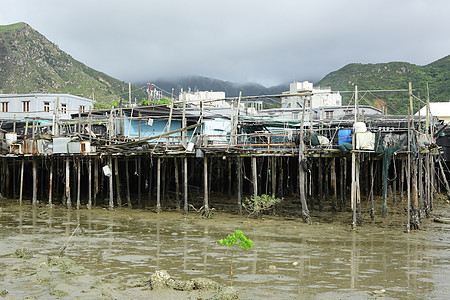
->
[338,129,352,145]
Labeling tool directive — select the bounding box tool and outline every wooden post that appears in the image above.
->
[252,156,258,196]
[237,157,243,213]
[137,157,142,207]
[66,157,71,208]
[340,158,345,211]
[318,156,323,211]
[115,157,122,207]
[125,158,131,208]
[271,156,276,197]
[174,157,180,210]
[156,157,161,212]
[418,153,423,217]
[76,158,81,209]
[331,158,337,211]
[228,158,232,199]
[401,158,405,201]
[351,151,357,229]
[407,109,411,232]
[425,154,430,217]
[32,157,37,206]
[94,157,99,206]
[108,156,114,211]
[87,158,92,209]
[370,159,375,220]
[49,159,53,206]
[19,159,24,205]
[356,154,362,225]
[183,157,188,214]
[204,155,209,213]
[148,157,153,207]
[393,160,397,204]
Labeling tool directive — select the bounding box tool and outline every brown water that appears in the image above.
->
[0,199,449,299]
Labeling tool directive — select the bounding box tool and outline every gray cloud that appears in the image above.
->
[1,0,449,86]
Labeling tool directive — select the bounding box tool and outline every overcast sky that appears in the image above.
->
[1,0,449,86]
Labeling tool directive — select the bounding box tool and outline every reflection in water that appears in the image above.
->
[0,204,449,299]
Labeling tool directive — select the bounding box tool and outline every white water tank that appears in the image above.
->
[353,122,367,133]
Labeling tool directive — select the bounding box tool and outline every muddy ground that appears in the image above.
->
[0,195,449,299]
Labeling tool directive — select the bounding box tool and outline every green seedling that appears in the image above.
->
[219,230,253,285]
[242,194,283,218]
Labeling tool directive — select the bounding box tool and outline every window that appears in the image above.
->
[79,105,85,113]
[60,103,67,114]
[325,110,334,119]
[1,102,8,112]
[22,101,30,112]
[44,102,50,112]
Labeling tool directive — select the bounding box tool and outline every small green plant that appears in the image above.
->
[242,194,283,218]
[219,230,253,285]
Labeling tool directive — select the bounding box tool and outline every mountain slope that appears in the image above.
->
[317,55,450,114]
[0,22,146,108]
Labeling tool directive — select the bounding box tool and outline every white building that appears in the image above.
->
[180,90,228,108]
[416,102,450,124]
[0,94,94,120]
[281,81,342,109]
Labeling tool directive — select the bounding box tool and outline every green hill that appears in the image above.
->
[0,22,146,108]
[317,55,450,114]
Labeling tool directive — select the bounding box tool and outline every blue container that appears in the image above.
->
[338,129,352,145]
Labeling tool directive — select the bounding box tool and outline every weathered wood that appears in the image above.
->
[271,156,276,197]
[66,157,71,208]
[204,155,209,213]
[137,157,142,207]
[19,159,24,205]
[183,157,188,214]
[401,158,405,201]
[237,157,242,213]
[94,157,99,206]
[318,156,323,211]
[108,156,114,211]
[370,159,375,220]
[32,157,37,206]
[351,151,356,229]
[331,158,337,211]
[125,158,131,208]
[340,158,344,211]
[156,157,161,212]
[49,160,53,206]
[76,158,81,210]
[114,157,122,207]
[227,158,232,199]
[174,157,180,209]
[252,156,258,196]
[87,158,92,209]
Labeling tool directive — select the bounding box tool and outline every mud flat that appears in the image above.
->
[0,196,449,299]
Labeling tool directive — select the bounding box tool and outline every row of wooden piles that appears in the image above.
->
[0,150,444,229]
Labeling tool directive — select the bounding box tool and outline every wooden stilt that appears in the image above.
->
[49,159,53,207]
[370,159,375,220]
[228,158,232,199]
[148,157,153,207]
[204,155,209,213]
[252,156,258,196]
[13,157,16,198]
[19,159,24,205]
[401,158,405,201]
[183,157,188,214]
[108,156,114,211]
[115,157,122,207]
[237,157,242,213]
[137,157,142,208]
[125,158,131,208]
[331,158,337,211]
[393,160,397,204]
[425,154,430,217]
[356,154,362,226]
[94,157,99,206]
[318,156,323,211]
[271,156,276,197]
[278,157,283,196]
[174,157,180,209]
[340,158,344,211]
[351,151,357,229]
[156,157,161,212]
[77,158,81,209]
[87,158,92,209]
[32,157,37,206]
[66,157,71,208]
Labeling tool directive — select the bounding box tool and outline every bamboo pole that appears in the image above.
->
[137,157,142,207]
[331,158,337,211]
[407,108,411,232]
[237,157,243,213]
[94,157,99,206]
[115,157,121,207]
[252,156,258,197]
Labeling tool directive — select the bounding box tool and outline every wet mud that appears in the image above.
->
[0,196,449,299]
